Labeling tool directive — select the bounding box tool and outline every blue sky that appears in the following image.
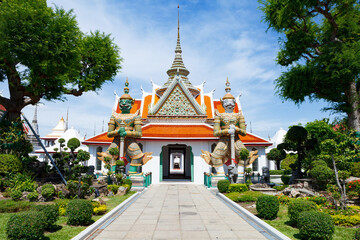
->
[1,0,339,139]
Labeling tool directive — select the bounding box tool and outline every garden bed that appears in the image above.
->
[225,192,359,240]
[0,192,135,240]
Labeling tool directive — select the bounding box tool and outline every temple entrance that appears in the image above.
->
[160,144,193,181]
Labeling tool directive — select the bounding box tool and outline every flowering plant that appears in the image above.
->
[347,180,360,195]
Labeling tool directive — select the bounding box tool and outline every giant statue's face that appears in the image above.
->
[222,98,235,113]
[119,99,134,113]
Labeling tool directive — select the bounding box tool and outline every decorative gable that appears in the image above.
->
[148,76,207,117]
[156,85,197,116]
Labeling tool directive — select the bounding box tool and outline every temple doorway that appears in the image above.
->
[160,144,193,181]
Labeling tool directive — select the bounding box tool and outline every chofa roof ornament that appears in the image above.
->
[120,77,134,101]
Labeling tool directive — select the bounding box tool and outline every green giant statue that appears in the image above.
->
[99,79,152,175]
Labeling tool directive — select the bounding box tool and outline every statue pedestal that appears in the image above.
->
[204,174,228,188]
[126,173,152,188]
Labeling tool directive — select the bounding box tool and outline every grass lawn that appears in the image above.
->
[0,191,135,240]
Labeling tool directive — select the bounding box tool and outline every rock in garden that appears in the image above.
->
[117,186,127,196]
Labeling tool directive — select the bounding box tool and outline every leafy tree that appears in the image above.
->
[0,0,122,121]
[267,148,286,170]
[259,0,360,130]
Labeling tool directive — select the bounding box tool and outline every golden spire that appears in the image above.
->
[120,77,133,100]
[222,77,235,100]
[178,5,180,39]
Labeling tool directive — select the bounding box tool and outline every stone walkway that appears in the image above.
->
[93,184,267,240]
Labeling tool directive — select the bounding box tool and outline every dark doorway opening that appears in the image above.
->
[162,144,191,180]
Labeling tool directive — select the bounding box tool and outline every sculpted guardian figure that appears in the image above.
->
[100,79,152,175]
[201,79,247,175]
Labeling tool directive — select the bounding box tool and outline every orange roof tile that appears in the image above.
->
[195,95,201,105]
[204,95,213,118]
[141,95,152,118]
[84,124,271,146]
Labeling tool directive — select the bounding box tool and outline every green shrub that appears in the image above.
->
[27,192,39,202]
[269,170,284,175]
[122,179,132,189]
[41,184,55,200]
[32,204,59,229]
[281,175,290,185]
[354,228,360,240]
[66,199,93,226]
[0,199,33,213]
[281,154,297,170]
[288,199,317,226]
[298,211,334,240]
[217,180,230,193]
[310,160,328,169]
[0,154,22,176]
[310,165,334,190]
[307,196,327,205]
[228,183,248,193]
[10,189,22,201]
[273,185,287,191]
[277,195,291,205]
[55,199,70,209]
[352,162,360,177]
[107,184,120,194]
[238,195,257,202]
[256,195,279,220]
[93,205,107,215]
[6,211,46,240]
[123,184,131,193]
[226,192,240,201]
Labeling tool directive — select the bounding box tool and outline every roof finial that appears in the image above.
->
[178,5,180,40]
[120,77,134,100]
[222,77,235,100]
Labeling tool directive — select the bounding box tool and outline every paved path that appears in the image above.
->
[94,184,267,240]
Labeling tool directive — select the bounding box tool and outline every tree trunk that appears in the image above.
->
[347,80,360,131]
[332,154,346,210]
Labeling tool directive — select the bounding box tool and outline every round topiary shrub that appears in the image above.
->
[10,189,22,201]
[27,192,39,202]
[256,195,280,220]
[310,165,334,190]
[0,154,23,176]
[288,199,317,226]
[298,211,334,240]
[228,183,248,193]
[122,179,132,189]
[6,211,46,240]
[354,228,360,240]
[41,184,55,200]
[32,204,59,229]
[217,179,230,193]
[66,199,93,226]
[281,175,290,185]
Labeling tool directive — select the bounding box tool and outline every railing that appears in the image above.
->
[127,172,152,188]
[203,172,228,188]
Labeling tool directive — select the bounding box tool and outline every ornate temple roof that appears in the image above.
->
[41,117,67,140]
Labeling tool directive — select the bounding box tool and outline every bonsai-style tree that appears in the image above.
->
[239,148,250,183]
[0,0,122,121]
[267,148,286,170]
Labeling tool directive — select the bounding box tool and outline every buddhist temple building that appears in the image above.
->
[83,17,272,184]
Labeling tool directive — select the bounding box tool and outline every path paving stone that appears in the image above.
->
[93,184,268,240]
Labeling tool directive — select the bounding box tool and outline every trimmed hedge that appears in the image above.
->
[310,165,334,190]
[0,154,22,176]
[217,180,230,193]
[288,199,317,226]
[256,195,279,220]
[10,189,22,201]
[298,211,334,240]
[122,179,132,189]
[6,211,46,240]
[0,200,33,213]
[41,184,55,200]
[66,199,93,226]
[354,228,360,240]
[281,175,290,185]
[32,204,59,229]
[107,184,119,194]
[27,192,39,202]
[228,183,248,193]
[269,170,291,175]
